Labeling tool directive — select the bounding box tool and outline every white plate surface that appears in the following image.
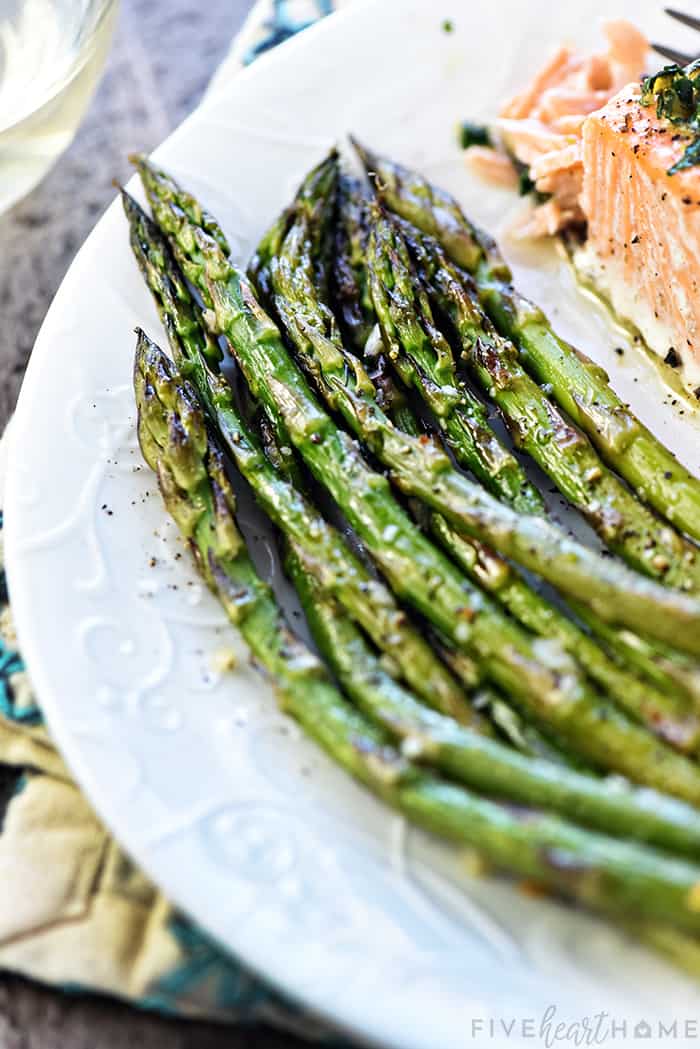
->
[7,2,700,1046]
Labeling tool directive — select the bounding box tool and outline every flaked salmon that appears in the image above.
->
[464,21,649,237]
[466,21,700,384]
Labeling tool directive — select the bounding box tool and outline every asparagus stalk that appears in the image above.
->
[123,188,477,724]
[428,513,700,752]
[249,151,338,303]
[134,334,700,937]
[331,173,376,352]
[632,924,700,980]
[349,289,700,723]
[355,140,700,545]
[573,604,700,707]
[468,683,581,767]
[379,212,700,591]
[331,176,427,431]
[332,175,501,594]
[331,177,542,513]
[400,778,700,936]
[233,157,340,490]
[293,169,541,517]
[330,196,700,750]
[133,156,700,803]
[290,547,700,857]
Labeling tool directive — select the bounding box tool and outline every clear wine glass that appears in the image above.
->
[0,0,119,214]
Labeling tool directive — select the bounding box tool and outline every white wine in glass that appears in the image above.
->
[0,0,118,214]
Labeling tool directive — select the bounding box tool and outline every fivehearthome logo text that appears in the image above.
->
[469,1005,700,1045]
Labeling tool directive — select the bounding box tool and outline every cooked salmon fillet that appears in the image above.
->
[471,21,700,385]
[464,20,649,237]
[579,84,700,385]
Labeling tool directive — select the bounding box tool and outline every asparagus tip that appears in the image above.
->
[119,185,140,217]
[134,327,152,370]
[349,134,370,162]
[134,326,166,375]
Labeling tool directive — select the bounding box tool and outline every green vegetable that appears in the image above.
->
[572,603,700,708]
[123,187,475,724]
[134,335,700,938]
[135,330,410,794]
[248,155,340,481]
[134,154,700,801]
[430,514,700,753]
[253,381,568,762]
[289,548,700,857]
[355,140,700,547]
[330,172,376,352]
[274,158,542,514]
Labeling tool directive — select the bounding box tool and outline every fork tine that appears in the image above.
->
[651,41,695,64]
[665,7,700,34]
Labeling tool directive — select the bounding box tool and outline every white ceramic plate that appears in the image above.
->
[7,2,700,1046]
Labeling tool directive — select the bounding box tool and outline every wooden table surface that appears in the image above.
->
[0,2,307,1044]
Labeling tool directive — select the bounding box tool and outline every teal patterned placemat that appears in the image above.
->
[244,0,334,62]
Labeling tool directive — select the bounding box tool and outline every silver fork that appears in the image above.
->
[653,7,700,65]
